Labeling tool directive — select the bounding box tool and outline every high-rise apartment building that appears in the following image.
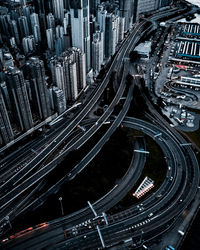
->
[34,0,47,41]
[22,5,32,31]
[53,0,64,22]
[5,66,33,131]
[54,59,78,101]
[72,47,86,91]
[9,20,20,44]
[104,13,118,58]
[56,25,64,39]
[70,0,91,72]
[26,57,51,120]
[118,16,125,42]
[18,15,30,39]
[0,88,14,145]
[119,0,134,32]
[46,28,55,50]
[46,13,56,30]
[63,12,70,35]
[89,0,100,16]
[30,13,41,43]
[35,0,45,15]
[51,47,86,102]
[0,82,11,109]
[0,15,10,37]
[92,30,104,75]
[97,6,107,31]
[22,35,36,54]
[10,37,16,48]
[52,86,66,114]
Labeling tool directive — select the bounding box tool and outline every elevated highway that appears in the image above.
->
[0,4,198,249]
[2,116,198,249]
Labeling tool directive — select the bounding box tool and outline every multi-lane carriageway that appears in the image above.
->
[0,2,199,250]
[0,14,153,223]
[2,116,199,249]
[0,3,190,218]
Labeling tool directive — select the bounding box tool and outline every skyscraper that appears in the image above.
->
[53,0,65,22]
[46,28,55,50]
[55,25,64,55]
[34,0,47,42]
[26,57,51,120]
[54,59,78,101]
[35,0,45,15]
[10,37,17,48]
[89,0,100,16]
[9,20,20,44]
[46,13,56,30]
[51,47,86,102]
[5,66,33,131]
[52,86,66,114]
[22,35,36,54]
[56,25,64,39]
[68,62,78,100]
[22,5,32,31]
[70,0,90,72]
[104,13,118,58]
[118,16,125,42]
[119,0,134,32]
[18,15,30,39]
[0,88,14,145]
[97,6,107,31]
[73,47,86,91]
[92,30,104,75]
[30,13,41,43]
[63,13,70,35]
[0,15,10,38]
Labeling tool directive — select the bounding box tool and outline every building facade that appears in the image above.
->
[70,0,91,72]
[0,88,14,144]
[5,67,33,131]
[26,57,51,120]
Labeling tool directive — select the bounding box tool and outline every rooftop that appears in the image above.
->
[134,41,152,55]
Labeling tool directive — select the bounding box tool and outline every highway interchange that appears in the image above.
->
[0,9,153,222]
[3,116,199,249]
[0,2,200,249]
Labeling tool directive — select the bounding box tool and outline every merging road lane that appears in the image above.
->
[3,116,198,250]
[0,4,197,249]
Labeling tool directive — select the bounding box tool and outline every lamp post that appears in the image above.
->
[58,197,64,216]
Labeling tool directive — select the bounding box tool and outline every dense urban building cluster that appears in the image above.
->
[0,0,172,146]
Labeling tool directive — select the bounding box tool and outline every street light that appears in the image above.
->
[58,197,64,216]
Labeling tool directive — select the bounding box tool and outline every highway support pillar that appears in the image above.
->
[87,201,97,217]
[97,225,105,248]
[102,212,108,225]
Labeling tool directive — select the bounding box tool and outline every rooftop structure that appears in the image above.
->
[181,23,200,37]
[172,76,200,90]
[176,40,200,60]
[134,41,152,59]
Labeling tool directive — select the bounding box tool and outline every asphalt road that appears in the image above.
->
[0,4,197,249]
